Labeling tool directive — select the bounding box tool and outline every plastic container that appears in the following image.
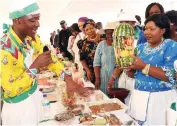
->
[42,94,51,119]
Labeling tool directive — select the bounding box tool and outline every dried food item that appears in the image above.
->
[108,114,122,126]
[79,113,122,126]
[68,104,85,115]
[54,111,75,122]
[79,113,96,124]
[61,92,76,107]
[89,103,121,114]
[86,87,95,94]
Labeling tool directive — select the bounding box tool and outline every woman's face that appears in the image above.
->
[170,22,177,34]
[149,5,161,17]
[105,29,114,42]
[71,30,79,37]
[84,24,96,37]
[78,22,85,32]
[144,21,165,45]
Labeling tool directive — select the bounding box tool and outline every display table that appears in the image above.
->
[38,71,135,126]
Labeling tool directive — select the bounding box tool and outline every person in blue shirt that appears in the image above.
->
[127,14,177,125]
[94,22,118,95]
[107,12,147,101]
[135,26,147,45]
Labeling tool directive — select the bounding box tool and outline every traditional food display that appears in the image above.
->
[54,111,75,122]
[79,113,122,126]
[86,98,127,114]
[36,70,133,125]
[67,104,85,115]
[38,78,55,93]
[89,103,122,114]
[61,92,77,107]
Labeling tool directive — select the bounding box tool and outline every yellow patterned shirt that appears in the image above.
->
[0,27,64,99]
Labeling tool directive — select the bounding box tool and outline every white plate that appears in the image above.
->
[40,86,55,93]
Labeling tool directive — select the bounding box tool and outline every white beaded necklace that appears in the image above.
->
[144,39,166,55]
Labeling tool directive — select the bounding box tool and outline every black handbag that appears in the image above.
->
[108,88,130,103]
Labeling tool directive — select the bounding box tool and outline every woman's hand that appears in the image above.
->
[129,57,146,70]
[95,77,100,90]
[107,76,115,94]
[86,69,92,81]
[126,70,135,78]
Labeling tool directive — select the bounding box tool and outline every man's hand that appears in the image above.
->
[32,51,53,70]
[65,74,89,97]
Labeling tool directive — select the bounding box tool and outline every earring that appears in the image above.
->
[161,37,164,42]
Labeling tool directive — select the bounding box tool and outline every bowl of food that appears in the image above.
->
[54,111,75,124]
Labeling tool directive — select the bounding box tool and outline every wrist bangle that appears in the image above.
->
[60,71,65,80]
[59,70,72,80]
[112,75,116,80]
[142,64,150,76]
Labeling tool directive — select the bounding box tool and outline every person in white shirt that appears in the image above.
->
[96,22,105,36]
[67,23,81,58]
[72,17,89,72]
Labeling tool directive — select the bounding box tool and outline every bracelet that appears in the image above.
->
[59,70,72,80]
[112,75,116,80]
[142,64,150,76]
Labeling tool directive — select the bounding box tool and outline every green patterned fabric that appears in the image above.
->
[171,102,176,111]
[9,3,39,19]
[2,81,37,103]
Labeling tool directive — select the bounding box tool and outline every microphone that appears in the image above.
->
[43,45,49,52]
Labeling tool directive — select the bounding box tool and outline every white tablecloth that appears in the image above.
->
[39,102,133,126]
[38,71,134,125]
[39,89,134,125]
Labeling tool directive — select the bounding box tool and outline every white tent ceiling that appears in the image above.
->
[0,0,177,44]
